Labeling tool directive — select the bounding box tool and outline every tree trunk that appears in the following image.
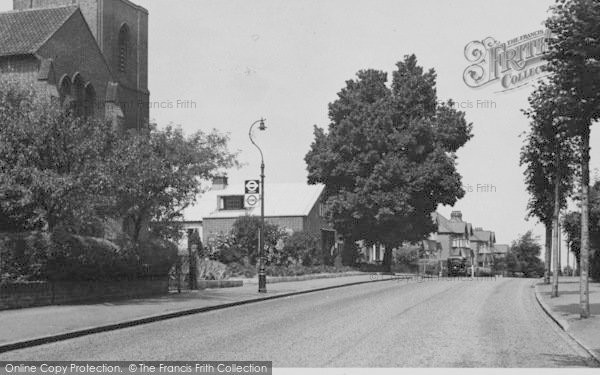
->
[383,246,393,274]
[133,216,143,244]
[544,223,552,284]
[558,220,562,275]
[552,167,560,298]
[188,229,197,290]
[580,128,590,318]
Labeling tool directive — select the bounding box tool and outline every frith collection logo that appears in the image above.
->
[463,29,551,92]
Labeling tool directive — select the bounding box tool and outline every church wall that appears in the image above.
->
[0,55,38,80]
[101,0,149,129]
[118,83,149,130]
[10,0,149,130]
[36,11,112,118]
[100,0,148,90]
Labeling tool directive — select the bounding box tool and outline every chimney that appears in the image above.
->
[450,211,463,222]
[211,176,228,191]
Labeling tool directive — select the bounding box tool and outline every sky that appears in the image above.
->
[2,0,598,262]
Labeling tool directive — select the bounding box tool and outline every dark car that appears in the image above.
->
[447,257,468,277]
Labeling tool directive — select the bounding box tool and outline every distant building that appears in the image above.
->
[430,211,475,263]
[0,0,149,130]
[493,244,510,258]
[470,228,496,270]
[180,177,336,255]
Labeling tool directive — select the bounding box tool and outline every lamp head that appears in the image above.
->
[259,118,267,131]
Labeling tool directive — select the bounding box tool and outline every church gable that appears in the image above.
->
[1,0,149,131]
[36,8,113,119]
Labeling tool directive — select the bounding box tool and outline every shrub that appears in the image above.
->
[197,259,230,280]
[0,231,50,282]
[209,233,247,265]
[0,230,179,282]
[278,232,321,267]
[135,237,179,278]
[226,263,257,278]
[393,245,420,265]
[229,216,285,265]
[45,230,127,281]
[266,264,354,277]
[226,263,356,279]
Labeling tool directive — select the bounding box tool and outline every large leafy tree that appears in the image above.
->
[546,0,600,317]
[520,81,578,286]
[305,55,472,270]
[0,80,116,234]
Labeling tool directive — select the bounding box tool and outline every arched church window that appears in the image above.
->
[118,24,130,73]
[72,73,85,117]
[58,74,72,107]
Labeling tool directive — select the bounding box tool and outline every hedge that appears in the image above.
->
[0,231,178,282]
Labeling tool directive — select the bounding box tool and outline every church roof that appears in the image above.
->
[0,6,78,57]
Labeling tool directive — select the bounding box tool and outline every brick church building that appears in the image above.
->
[0,0,149,130]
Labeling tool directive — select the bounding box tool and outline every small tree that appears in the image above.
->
[521,81,578,286]
[510,231,545,278]
[563,182,600,281]
[545,0,600,318]
[103,124,238,243]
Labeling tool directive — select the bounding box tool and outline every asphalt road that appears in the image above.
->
[2,277,597,367]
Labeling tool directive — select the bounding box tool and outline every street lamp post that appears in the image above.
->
[249,118,267,293]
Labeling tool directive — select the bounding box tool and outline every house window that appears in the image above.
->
[318,202,326,217]
[452,238,468,248]
[221,196,244,210]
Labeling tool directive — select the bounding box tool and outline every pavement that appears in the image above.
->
[1,277,598,367]
[535,277,600,362]
[0,273,398,352]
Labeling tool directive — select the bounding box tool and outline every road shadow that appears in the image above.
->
[49,289,256,307]
[541,290,599,296]
[542,353,599,367]
[553,303,600,316]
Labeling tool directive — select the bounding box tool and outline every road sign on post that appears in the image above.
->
[245,180,260,195]
[245,180,261,208]
[245,194,259,207]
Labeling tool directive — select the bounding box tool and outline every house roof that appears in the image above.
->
[0,6,78,57]
[432,212,473,236]
[494,244,509,254]
[471,230,496,243]
[182,183,325,221]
